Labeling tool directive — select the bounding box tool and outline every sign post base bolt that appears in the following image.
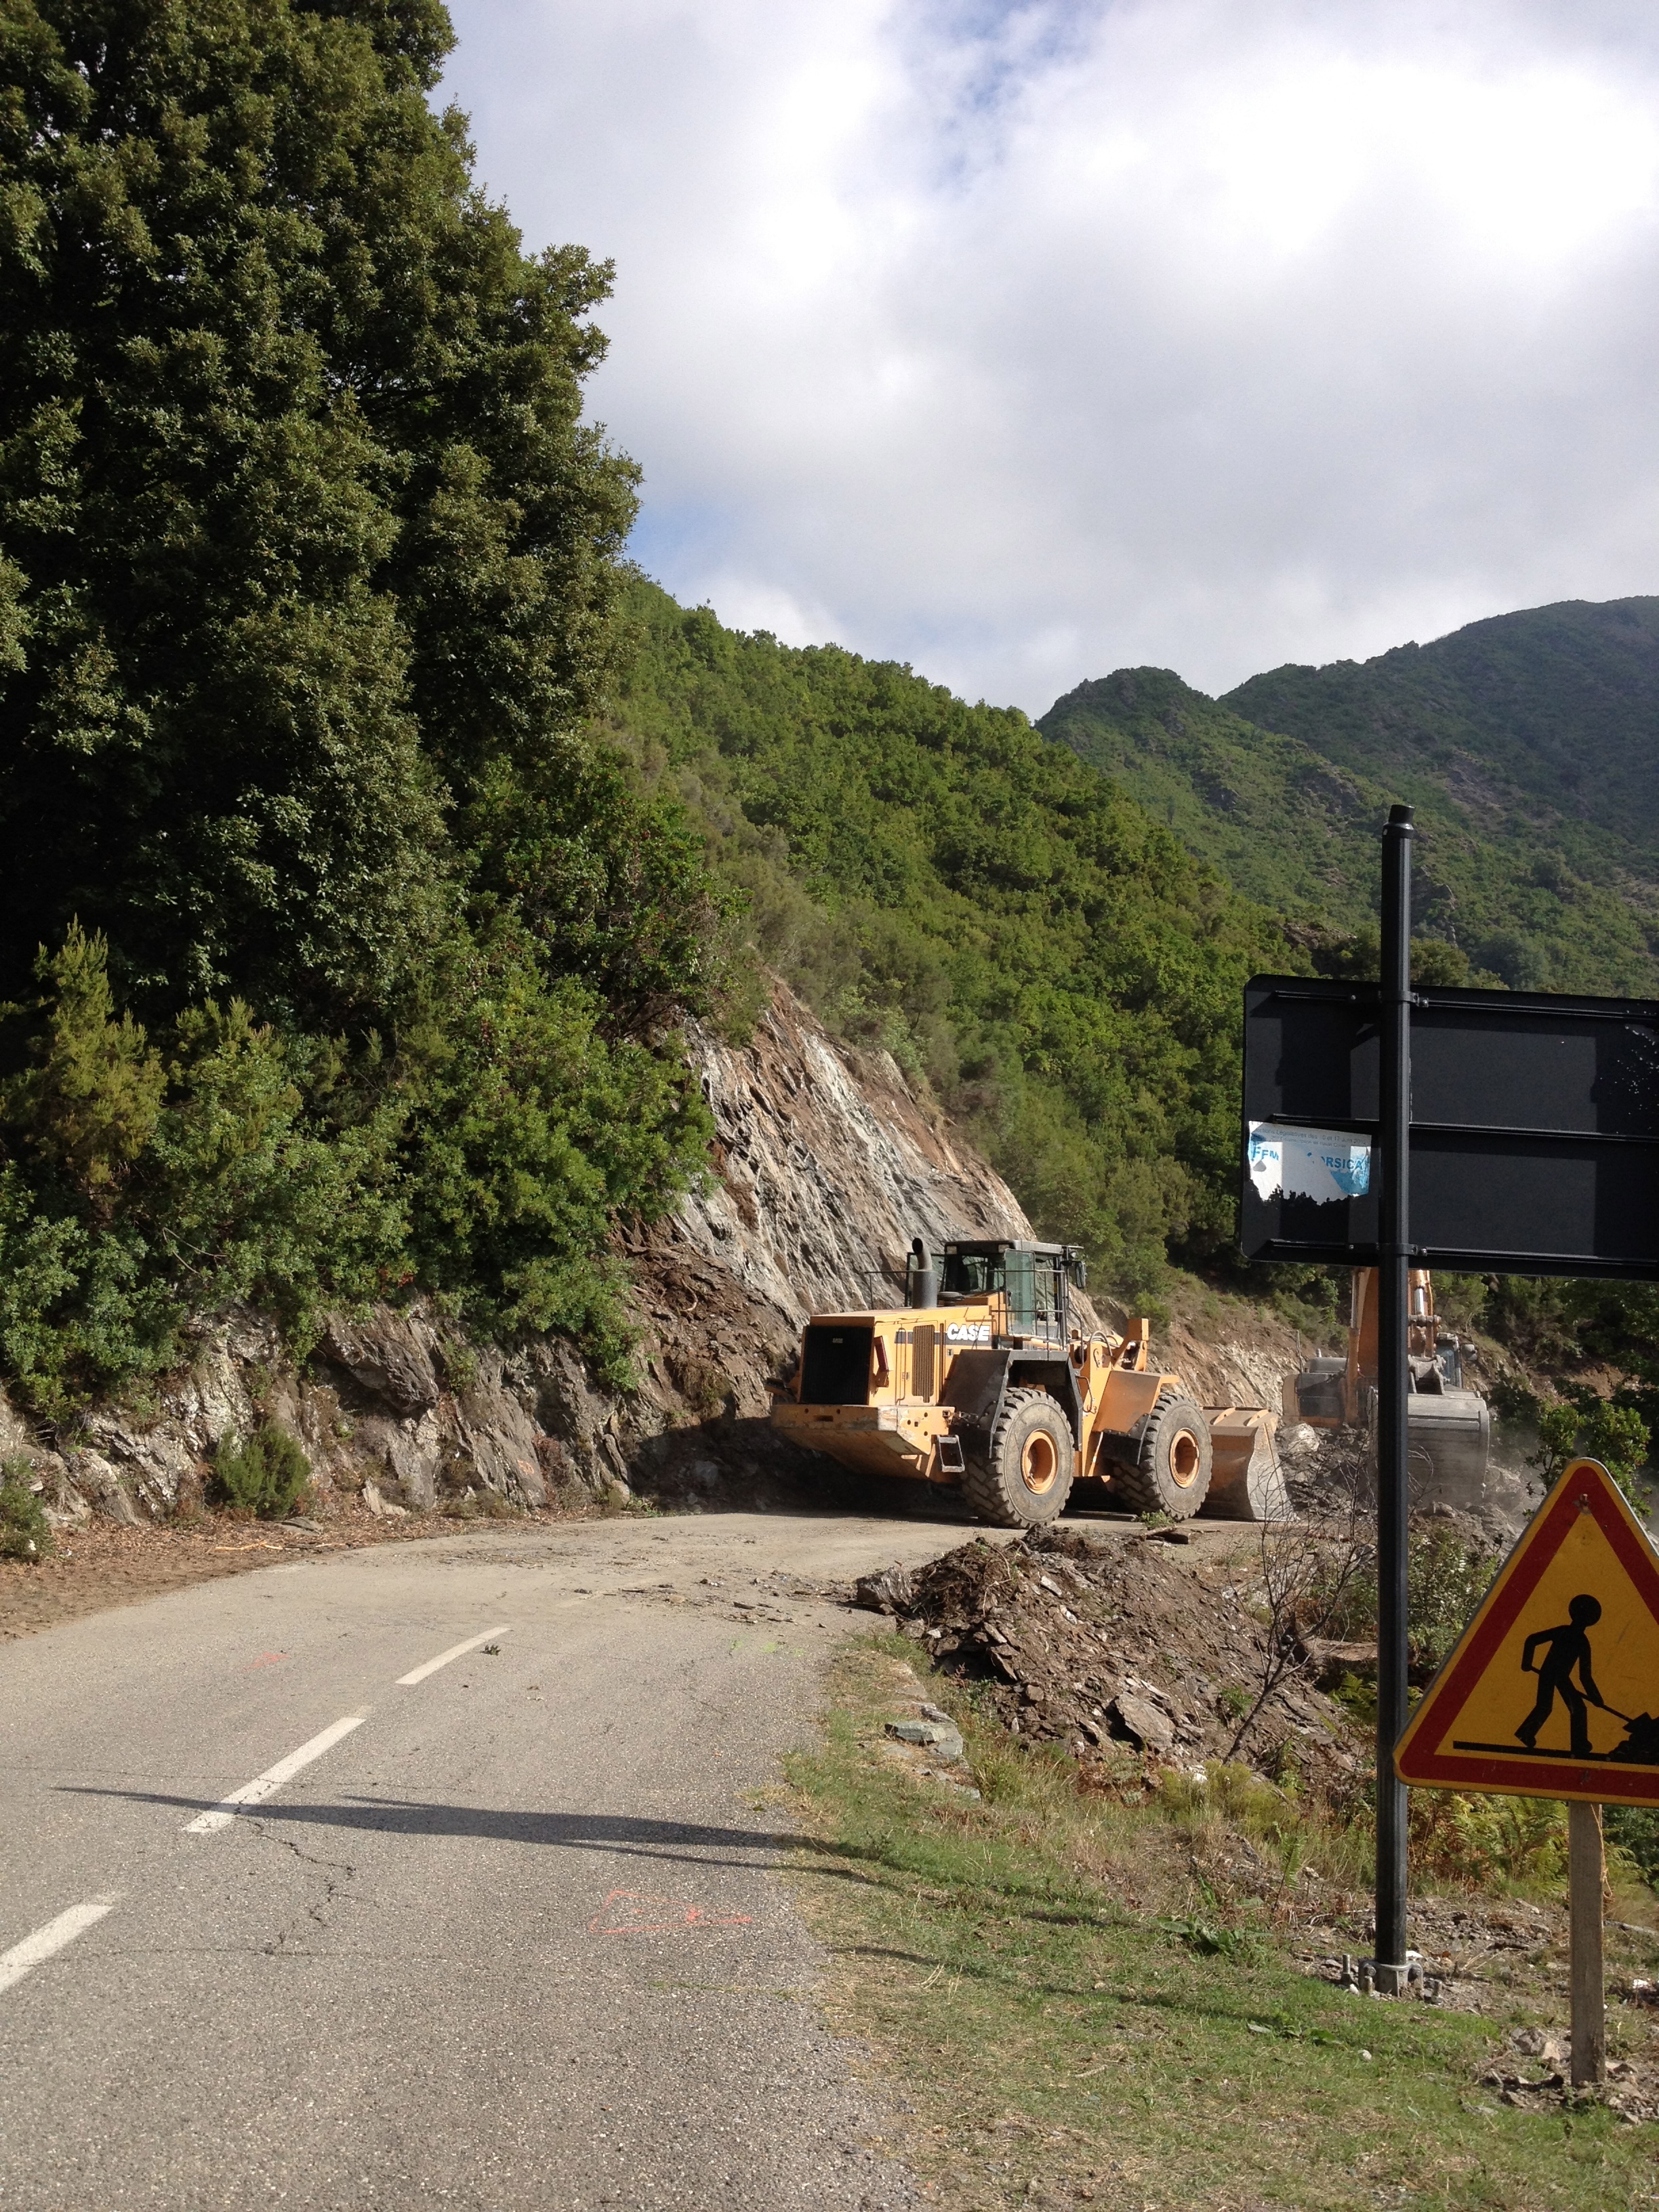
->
[1347,1952,1424,1997]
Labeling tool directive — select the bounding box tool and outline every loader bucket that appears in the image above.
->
[1202,1408,1288,1521]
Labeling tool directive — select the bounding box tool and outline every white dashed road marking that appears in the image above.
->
[0,1896,120,1996]
[185,1715,369,1834]
[396,1625,512,1686]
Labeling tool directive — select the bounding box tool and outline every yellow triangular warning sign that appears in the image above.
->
[1397,1458,1659,1806]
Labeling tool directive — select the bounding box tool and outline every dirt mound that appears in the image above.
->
[882,1525,1366,1795]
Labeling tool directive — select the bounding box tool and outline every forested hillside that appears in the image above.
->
[603,579,1294,1296]
[1039,602,1659,1424]
[4,0,1655,1447]
[1042,600,1659,996]
[1222,599,1659,1414]
[1230,596,1659,863]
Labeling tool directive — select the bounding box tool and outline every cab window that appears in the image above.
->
[941,1252,1002,1298]
[1002,1252,1036,1332]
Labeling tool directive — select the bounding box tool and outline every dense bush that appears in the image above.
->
[1524,1397,1652,1507]
[0,1456,51,1557]
[1409,1789,1566,1893]
[0,923,708,1412]
[213,1424,312,1519]
[1607,1805,1659,1893]
[1319,1521,1498,1679]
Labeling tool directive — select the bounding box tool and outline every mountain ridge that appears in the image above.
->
[1227,595,1659,856]
[1039,595,1659,995]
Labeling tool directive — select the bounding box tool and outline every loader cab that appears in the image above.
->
[933,1239,1085,1349]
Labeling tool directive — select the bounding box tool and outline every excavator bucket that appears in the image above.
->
[1406,1389,1492,1509]
[1290,1267,1493,1507]
[1202,1408,1288,1521]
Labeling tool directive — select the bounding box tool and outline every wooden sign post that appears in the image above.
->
[1397,1456,1659,2084]
[1569,1803,1606,2087]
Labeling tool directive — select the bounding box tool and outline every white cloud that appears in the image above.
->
[441,0,1659,707]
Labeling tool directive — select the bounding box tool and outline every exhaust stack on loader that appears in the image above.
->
[1290,1268,1490,1501]
[770,1236,1281,1529]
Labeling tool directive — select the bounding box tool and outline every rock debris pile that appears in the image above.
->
[859,1525,1366,1794]
[1285,1433,1533,1549]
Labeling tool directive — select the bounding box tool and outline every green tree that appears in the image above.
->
[1583,1401,1652,1512]
[1527,1401,1581,1490]
[0,3,723,1412]
[0,0,640,1027]
[1527,1393,1652,1512]
[1,922,165,1193]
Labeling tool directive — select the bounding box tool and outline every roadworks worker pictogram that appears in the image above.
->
[1516,1595,1607,1759]
[1397,1458,1659,1805]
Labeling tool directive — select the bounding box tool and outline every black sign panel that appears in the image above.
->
[1242,975,1659,1277]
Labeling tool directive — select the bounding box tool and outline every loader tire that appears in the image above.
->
[962,1387,1076,1528]
[1106,1390,1212,1519]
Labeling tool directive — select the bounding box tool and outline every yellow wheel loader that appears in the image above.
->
[769,1237,1279,1528]
[1289,1268,1490,1496]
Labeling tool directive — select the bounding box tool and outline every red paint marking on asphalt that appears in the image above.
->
[246,1653,287,1668]
[588,1887,754,1936]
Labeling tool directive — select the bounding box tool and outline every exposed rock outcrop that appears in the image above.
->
[677,989,1028,1326]
[3,981,1047,1526]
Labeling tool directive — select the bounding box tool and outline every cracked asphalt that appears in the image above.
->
[0,1508,979,2210]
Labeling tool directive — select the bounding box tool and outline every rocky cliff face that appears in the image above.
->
[1,983,1044,1528]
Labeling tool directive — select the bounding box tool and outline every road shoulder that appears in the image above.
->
[783,1635,1659,2211]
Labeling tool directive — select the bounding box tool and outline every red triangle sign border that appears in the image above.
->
[1396,1458,1659,1805]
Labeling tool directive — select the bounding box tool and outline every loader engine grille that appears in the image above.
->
[800,1325,874,1406]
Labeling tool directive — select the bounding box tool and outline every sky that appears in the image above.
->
[439,0,1659,712]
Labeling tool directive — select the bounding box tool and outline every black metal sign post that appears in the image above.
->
[1374,804,1413,1991]
[1242,817,1659,1996]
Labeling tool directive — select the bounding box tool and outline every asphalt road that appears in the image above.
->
[0,1509,981,2211]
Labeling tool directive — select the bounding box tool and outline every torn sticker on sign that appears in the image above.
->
[1248,1123,1371,1204]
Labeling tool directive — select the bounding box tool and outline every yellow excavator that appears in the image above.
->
[769,1237,1278,1528]
[1288,1267,1490,1495]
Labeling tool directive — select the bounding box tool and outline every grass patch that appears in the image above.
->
[783,1637,1658,2210]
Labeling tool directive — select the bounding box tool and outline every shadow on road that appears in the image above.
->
[60,1787,804,1862]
